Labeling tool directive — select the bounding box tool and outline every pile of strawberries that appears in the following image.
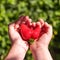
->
[18,16,44,41]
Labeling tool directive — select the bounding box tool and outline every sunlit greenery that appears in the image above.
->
[0,0,60,60]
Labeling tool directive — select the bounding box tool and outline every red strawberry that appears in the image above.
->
[19,22,41,41]
[32,26,41,39]
[20,23,32,41]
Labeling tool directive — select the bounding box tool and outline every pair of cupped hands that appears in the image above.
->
[8,16,52,55]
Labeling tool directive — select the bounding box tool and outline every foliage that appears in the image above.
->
[0,0,60,60]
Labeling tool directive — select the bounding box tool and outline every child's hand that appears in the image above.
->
[5,16,33,60]
[38,19,52,48]
[30,19,53,60]
[8,16,32,51]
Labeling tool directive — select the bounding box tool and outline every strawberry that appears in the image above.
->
[20,23,32,41]
[32,26,41,39]
[19,22,41,41]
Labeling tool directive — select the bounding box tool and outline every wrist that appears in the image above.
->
[31,45,48,55]
[31,43,48,54]
[5,39,28,60]
[31,45,53,60]
[14,39,29,52]
[30,44,49,60]
[14,39,29,60]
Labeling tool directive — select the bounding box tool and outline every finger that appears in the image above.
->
[16,16,29,25]
[15,16,29,29]
[44,22,52,36]
[8,23,15,39]
[16,16,24,24]
[27,18,32,23]
[8,23,15,30]
[15,24,19,30]
[23,16,29,22]
[32,22,36,27]
[23,16,32,22]
[29,22,32,26]
[23,18,32,26]
[21,16,31,26]
[38,19,44,27]
[36,22,41,28]
[26,22,32,27]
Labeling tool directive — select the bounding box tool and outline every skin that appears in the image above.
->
[30,19,53,60]
[5,16,30,60]
[5,16,53,60]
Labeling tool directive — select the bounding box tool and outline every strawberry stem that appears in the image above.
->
[28,38,34,44]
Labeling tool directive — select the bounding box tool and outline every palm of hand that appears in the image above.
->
[30,21,52,51]
[38,22,52,47]
[8,16,31,50]
[8,16,52,51]
[8,23,21,43]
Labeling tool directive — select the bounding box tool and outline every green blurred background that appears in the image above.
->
[0,0,60,60]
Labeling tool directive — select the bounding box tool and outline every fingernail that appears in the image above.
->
[29,19,32,22]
